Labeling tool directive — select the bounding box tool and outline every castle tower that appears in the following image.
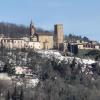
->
[54,24,64,49]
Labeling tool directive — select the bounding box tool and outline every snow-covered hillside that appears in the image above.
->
[36,50,97,80]
[36,50,96,65]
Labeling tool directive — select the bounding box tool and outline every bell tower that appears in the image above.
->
[29,20,39,42]
[30,20,36,36]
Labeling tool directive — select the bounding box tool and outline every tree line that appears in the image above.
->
[65,33,90,42]
[0,22,51,38]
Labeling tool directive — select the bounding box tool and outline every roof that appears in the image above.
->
[37,32,53,36]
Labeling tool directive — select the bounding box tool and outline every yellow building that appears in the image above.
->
[38,33,53,49]
[30,21,53,49]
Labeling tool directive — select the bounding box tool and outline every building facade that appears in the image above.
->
[38,33,53,49]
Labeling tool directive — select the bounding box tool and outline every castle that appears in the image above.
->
[0,21,64,50]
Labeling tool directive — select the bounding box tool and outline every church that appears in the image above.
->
[29,21,64,50]
[29,21,53,49]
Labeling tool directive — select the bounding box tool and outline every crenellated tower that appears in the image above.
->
[54,24,64,49]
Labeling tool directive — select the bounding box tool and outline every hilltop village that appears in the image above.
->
[0,21,61,50]
[0,22,100,100]
[0,21,100,52]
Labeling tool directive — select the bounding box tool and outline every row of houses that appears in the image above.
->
[77,40,100,50]
[0,38,100,51]
[0,21,99,51]
[65,40,100,51]
[0,37,42,50]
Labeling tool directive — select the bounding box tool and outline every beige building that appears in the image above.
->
[77,43,84,49]
[95,45,100,49]
[38,33,53,49]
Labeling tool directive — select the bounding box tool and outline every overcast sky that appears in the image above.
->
[0,0,100,41]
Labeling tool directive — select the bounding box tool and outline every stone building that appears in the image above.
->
[54,24,64,49]
[38,32,53,49]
